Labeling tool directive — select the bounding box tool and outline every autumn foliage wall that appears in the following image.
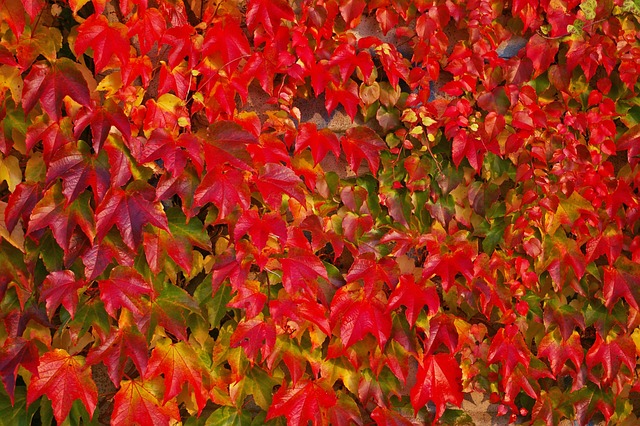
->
[1,0,640,424]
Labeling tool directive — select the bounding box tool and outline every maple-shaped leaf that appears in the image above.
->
[26,349,98,424]
[281,253,329,295]
[585,332,636,387]
[295,122,341,166]
[145,337,210,414]
[0,0,26,39]
[370,406,415,426]
[487,324,531,379]
[266,380,337,426]
[234,209,287,252]
[255,163,306,209]
[539,232,586,294]
[40,270,85,320]
[73,99,131,153]
[149,284,202,343]
[98,266,154,319]
[387,274,440,326]
[82,233,134,281]
[4,182,41,233]
[410,353,463,420]
[74,14,129,73]
[339,0,367,28]
[228,279,267,319]
[86,319,148,387]
[571,384,615,425]
[229,317,276,362]
[585,225,623,265]
[542,299,585,341]
[325,79,360,120]
[537,329,583,377]
[0,338,39,404]
[21,0,45,21]
[341,126,385,175]
[525,34,558,79]
[422,313,459,356]
[127,8,166,55]
[203,121,257,171]
[27,185,95,261]
[95,184,169,250]
[603,256,640,311]
[22,59,91,121]
[329,282,392,349]
[194,165,251,219]
[269,292,332,336]
[111,377,181,425]
[246,0,294,38]
[45,141,94,204]
[201,19,250,74]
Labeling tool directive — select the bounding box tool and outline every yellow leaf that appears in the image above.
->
[0,155,22,192]
[0,65,23,103]
[0,201,24,252]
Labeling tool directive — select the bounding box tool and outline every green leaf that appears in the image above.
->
[0,386,38,426]
[205,406,253,426]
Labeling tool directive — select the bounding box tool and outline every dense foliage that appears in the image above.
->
[1,0,640,424]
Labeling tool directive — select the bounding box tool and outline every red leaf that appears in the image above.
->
[202,20,251,74]
[387,275,440,327]
[325,79,360,120]
[603,257,640,311]
[586,225,622,265]
[228,280,267,319]
[21,0,45,21]
[234,209,287,252]
[229,318,276,362]
[370,406,415,426]
[40,270,85,320]
[339,0,367,28]
[422,313,459,356]
[487,324,531,379]
[111,377,181,425]
[246,0,294,37]
[98,266,154,319]
[74,14,130,73]
[525,34,558,79]
[4,182,40,233]
[295,123,341,166]
[281,254,328,295]
[22,59,91,120]
[585,333,635,387]
[127,8,166,55]
[341,126,385,175]
[145,337,210,414]
[194,165,251,219]
[0,337,39,404]
[255,163,306,208]
[266,380,337,426]
[82,235,134,281]
[27,185,95,258]
[26,349,98,424]
[410,353,463,420]
[95,185,169,250]
[87,322,148,388]
[0,0,26,39]
[537,329,583,377]
[329,282,391,349]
